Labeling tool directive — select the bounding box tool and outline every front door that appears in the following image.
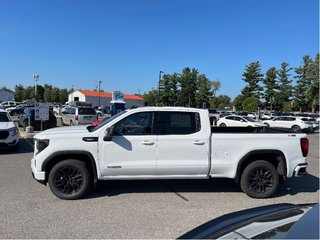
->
[98,111,157,177]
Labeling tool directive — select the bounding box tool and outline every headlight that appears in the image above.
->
[8,127,19,136]
[35,139,50,154]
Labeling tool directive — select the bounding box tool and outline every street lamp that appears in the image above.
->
[158,70,164,94]
[98,81,102,108]
[33,74,39,100]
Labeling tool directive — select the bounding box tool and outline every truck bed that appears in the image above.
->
[211,126,297,134]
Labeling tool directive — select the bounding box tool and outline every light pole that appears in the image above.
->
[33,74,39,101]
[98,81,102,108]
[158,71,164,105]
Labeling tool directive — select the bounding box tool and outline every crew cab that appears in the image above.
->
[31,107,309,200]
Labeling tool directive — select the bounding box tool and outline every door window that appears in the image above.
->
[157,112,200,135]
[113,112,154,136]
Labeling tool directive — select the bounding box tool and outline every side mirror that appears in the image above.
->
[104,127,114,141]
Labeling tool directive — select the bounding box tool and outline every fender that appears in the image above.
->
[41,150,98,183]
[234,149,287,183]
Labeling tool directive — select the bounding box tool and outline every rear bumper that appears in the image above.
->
[293,163,308,177]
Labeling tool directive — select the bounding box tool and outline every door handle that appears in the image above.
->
[142,141,155,146]
[192,140,205,145]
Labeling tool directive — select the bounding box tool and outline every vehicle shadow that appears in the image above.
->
[87,174,319,200]
[0,139,34,154]
[276,173,320,197]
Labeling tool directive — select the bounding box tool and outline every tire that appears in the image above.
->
[219,123,226,127]
[264,123,270,127]
[48,160,92,200]
[70,120,74,126]
[291,125,301,132]
[240,160,279,198]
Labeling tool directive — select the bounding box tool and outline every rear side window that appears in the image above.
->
[78,108,96,115]
[157,111,200,135]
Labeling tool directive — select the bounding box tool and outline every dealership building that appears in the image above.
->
[68,90,145,109]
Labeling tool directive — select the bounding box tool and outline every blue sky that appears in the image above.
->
[0,0,318,100]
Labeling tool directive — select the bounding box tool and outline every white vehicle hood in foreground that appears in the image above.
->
[0,121,16,130]
[34,125,90,138]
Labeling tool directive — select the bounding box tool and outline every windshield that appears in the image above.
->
[243,116,257,122]
[0,112,10,122]
[88,110,127,132]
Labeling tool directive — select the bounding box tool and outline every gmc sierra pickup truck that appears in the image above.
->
[31,107,309,200]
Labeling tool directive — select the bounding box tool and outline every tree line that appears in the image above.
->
[143,53,319,112]
[14,84,70,103]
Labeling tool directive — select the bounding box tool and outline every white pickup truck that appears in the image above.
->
[31,107,309,200]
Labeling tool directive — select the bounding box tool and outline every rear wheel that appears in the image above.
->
[291,125,301,132]
[219,123,226,127]
[240,160,279,198]
[70,120,74,126]
[48,160,92,200]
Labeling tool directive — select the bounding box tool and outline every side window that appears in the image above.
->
[113,112,153,136]
[158,111,200,135]
[70,108,76,114]
[234,116,242,122]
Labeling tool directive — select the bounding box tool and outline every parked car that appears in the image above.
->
[178,203,319,239]
[0,109,19,148]
[297,117,319,132]
[263,116,313,133]
[217,115,266,127]
[61,106,98,126]
[0,101,18,109]
[19,107,57,131]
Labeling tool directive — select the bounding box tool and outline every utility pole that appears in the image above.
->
[98,81,102,108]
[33,74,39,101]
[158,71,164,105]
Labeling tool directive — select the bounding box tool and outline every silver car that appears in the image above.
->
[61,106,97,126]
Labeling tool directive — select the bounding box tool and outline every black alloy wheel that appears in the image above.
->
[241,160,279,198]
[48,160,92,200]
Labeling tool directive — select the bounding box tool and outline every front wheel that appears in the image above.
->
[240,160,279,198]
[219,123,226,127]
[48,160,92,200]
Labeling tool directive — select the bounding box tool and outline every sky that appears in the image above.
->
[0,0,319,100]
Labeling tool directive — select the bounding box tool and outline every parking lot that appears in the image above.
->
[0,132,319,238]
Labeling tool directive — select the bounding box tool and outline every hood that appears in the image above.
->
[254,122,267,127]
[0,121,16,130]
[34,125,89,138]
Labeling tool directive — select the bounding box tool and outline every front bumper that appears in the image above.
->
[31,157,46,183]
[293,163,308,177]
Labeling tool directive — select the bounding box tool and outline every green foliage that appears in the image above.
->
[241,61,264,99]
[233,94,245,111]
[263,67,278,111]
[145,67,220,108]
[242,96,259,112]
[210,95,231,110]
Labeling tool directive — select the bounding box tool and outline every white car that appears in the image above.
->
[263,116,313,132]
[217,115,266,127]
[297,117,319,133]
[0,109,20,148]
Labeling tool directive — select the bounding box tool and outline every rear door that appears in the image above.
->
[156,111,209,176]
[78,107,97,125]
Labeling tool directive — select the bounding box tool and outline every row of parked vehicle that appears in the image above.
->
[216,114,319,133]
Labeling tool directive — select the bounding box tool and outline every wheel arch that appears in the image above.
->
[235,150,287,183]
[42,150,98,185]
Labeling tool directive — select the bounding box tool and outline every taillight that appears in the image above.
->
[75,115,78,121]
[300,138,309,157]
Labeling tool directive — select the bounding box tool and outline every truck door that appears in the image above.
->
[98,111,157,177]
[156,111,209,177]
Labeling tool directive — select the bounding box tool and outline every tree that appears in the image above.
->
[14,85,25,102]
[142,89,158,106]
[241,61,264,99]
[294,56,312,112]
[306,53,319,112]
[263,67,278,111]
[210,95,231,110]
[277,62,293,111]
[196,74,213,108]
[242,96,259,112]
[179,68,198,107]
[44,84,53,102]
[232,94,245,111]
